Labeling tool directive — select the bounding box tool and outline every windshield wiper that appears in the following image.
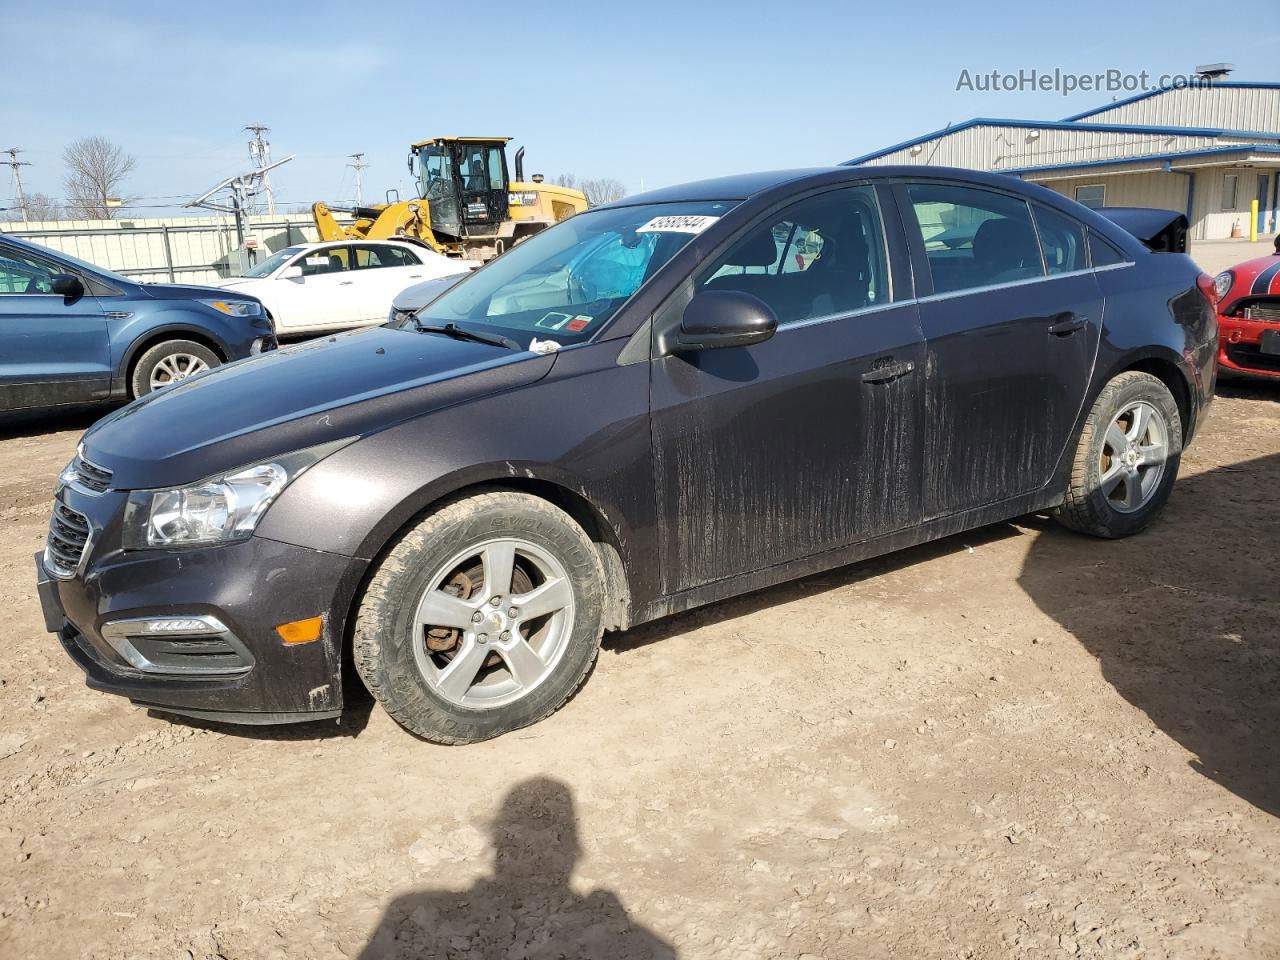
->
[413,320,518,350]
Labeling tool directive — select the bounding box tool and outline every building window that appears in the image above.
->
[1222,173,1239,210]
[1074,184,1105,209]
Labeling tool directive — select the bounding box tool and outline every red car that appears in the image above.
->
[1215,236,1280,378]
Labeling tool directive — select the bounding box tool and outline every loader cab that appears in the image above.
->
[411,137,511,242]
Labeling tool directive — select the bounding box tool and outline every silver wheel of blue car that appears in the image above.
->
[412,538,576,710]
[130,339,221,399]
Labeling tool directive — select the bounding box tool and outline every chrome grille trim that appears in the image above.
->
[44,499,92,580]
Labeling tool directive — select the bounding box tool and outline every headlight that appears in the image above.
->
[199,298,263,318]
[1214,271,1233,301]
[121,439,352,550]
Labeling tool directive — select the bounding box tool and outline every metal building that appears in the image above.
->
[848,81,1280,241]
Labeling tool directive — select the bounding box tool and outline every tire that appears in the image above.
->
[353,491,605,744]
[130,339,221,398]
[1053,371,1183,538]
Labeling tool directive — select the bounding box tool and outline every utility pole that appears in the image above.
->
[347,153,368,207]
[244,125,276,215]
[3,147,31,223]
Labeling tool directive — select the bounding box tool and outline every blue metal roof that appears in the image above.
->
[843,116,1280,166]
[1061,81,1280,122]
[1003,143,1280,176]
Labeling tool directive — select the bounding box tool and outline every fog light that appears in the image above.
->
[276,616,323,645]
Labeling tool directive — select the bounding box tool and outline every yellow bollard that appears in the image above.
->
[1251,199,1259,243]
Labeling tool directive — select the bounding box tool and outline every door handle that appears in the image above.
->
[1047,312,1086,336]
[861,359,916,384]
[339,280,354,286]
[408,274,423,279]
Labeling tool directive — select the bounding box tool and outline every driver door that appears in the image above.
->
[0,244,109,410]
[650,185,926,594]
[454,144,509,232]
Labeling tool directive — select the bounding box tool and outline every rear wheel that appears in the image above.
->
[353,491,605,743]
[130,339,220,398]
[1053,371,1182,538]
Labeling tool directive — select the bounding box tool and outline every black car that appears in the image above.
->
[35,166,1217,743]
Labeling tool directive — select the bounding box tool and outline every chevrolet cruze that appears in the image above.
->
[36,166,1217,743]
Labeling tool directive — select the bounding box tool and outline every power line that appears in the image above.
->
[2,148,31,223]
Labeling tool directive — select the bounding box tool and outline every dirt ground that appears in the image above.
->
[1,383,1278,960]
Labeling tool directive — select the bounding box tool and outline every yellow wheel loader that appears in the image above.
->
[312,137,588,262]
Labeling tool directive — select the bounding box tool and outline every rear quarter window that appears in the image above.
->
[1088,231,1127,267]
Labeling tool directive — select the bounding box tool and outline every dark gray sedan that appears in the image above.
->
[36,165,1217,743]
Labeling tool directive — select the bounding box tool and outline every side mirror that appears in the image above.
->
[670,290,777,353]
[280,265,303,280]
[50,273,84,302]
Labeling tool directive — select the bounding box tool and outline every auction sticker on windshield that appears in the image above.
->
[635,215,720,234]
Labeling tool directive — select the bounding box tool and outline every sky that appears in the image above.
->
[2,0,1278,218]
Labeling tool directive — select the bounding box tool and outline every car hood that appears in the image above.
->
[83,325,555,489]
[139,281,254,300]
[201,277,260,290]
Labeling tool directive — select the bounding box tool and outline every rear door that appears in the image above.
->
[650,184,925,594]
[898,182,1101,518]
[0,244,109,411]
[351,244,433,323]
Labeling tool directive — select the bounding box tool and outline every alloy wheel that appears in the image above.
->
[149,353,210,390]
[411,538,575,709]
[1098,400,1169,514]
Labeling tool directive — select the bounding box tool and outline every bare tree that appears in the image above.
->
[554,173,579,190]
[63,137,136,220]
[23,192,63,222]
[579,177,628,206]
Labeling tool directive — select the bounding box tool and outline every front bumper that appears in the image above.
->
[1218,313,1280,379]
[39,526,369,724]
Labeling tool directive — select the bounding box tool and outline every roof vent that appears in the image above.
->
[1194,62,1233,81]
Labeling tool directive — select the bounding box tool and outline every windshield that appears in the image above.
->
[242,246,303,279]
[410,200,736,347]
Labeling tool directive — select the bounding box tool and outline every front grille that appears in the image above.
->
[1244,304,1280,324]
[70,454,113,493]
[1226,343,1280,374]
[45,500,91,578]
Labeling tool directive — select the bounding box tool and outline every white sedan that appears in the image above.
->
[211,240,473,336]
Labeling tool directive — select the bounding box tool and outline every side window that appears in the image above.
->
[487,147,505,190]
[1033,205,1087,275]
[298,247,351,276]
[0,248,58,294]
[353,245,399,269]
[697,185,889,327]
[1088,231,1126,267]
[383,246,421,267]
[906,183,1044,295]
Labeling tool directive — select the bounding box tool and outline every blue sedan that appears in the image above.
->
[0,234,275,412]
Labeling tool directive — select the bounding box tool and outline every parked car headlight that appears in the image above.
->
[1213,271,1234,301]
[121,440,352,549]
[199,298,263,318]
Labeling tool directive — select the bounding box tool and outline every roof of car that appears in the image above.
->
[600,165,1057,207]
[288,238,421,250]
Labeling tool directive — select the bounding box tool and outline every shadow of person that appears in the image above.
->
[1018,452,1280,816]
[359,777,677,959]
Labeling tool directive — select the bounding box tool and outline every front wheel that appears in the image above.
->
[130,339,220,398]
[1053,371,1183,538]
[353,491,605,743]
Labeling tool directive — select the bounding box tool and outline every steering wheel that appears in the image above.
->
[568,271,598,305]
